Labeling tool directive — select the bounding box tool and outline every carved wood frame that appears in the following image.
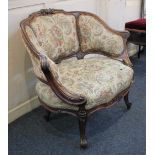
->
[20,9,134,148]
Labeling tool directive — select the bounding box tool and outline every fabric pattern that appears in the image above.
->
[25,26,58,81]
[78,15,124,56]
[127,43,139,57]
[22,12,133,111]
[36,57,133,110]
[29,13,79,60]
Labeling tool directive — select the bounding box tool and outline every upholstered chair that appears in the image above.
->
[20,9,134,148]
[125,18,146,58]
[125,0,146,58]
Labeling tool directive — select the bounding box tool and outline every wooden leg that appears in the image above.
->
[138,45,141,58]
[44,109,51,122]
[124,92,132,110]
[78,105,87,148]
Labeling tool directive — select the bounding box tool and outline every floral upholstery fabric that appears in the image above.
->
[25,26,58,81]
[36,57,133,110]
[29,13,79,60]
[22,12,133,111]
[127,43,139,57]
[78,15,124,56]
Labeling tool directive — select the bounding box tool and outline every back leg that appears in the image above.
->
[124,92,132,110]
[44,109,51,121]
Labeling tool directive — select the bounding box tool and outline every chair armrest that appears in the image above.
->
[40,55,87,106]
[116,30,133,67]
[120,49,133,67]
[103,29,132,67]
[20,25,86,106]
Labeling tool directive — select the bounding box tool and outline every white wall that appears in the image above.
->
[8,0,142,123]
[98,0,126,30]
[98,0,141,30]
[124,0,141,22]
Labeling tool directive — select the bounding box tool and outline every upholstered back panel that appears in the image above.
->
[29,13,79,60]
[78,15,124,56]
[25,26,58,81]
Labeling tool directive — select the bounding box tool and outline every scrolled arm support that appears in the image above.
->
[121,49,133,68]
[39,55,87,106]
[116,30,133,68]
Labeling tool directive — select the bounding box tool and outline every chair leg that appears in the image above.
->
[124,92,132,110]
[78,105,87,148]
[138,45,144,58]
[44,109,51,122]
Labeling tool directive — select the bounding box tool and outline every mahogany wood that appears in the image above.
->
[124,92,132,110]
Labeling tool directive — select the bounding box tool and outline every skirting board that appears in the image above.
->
[8,96,40,124]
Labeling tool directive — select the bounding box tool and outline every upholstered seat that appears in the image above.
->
[125,18,146,31]
[20,9,134,148]
[36,57,133,110]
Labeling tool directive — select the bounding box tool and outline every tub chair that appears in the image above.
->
[20,9,134,148]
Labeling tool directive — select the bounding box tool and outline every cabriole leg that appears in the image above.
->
[78,105,87,148]
[138,45,141,58]
[124,92,132,110]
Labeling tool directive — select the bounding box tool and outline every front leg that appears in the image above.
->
[124,92,132,110]
[78,105,88,148]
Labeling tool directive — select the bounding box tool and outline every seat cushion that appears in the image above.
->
[36,57,133,110]
[125,18,146,30]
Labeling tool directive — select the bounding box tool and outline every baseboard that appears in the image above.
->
[8,96,40,124]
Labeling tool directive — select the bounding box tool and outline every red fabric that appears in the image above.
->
[125,18,146,30]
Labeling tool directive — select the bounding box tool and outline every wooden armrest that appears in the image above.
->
[121,49,133,67]
[116,31,133,68]
[40,55,87,106]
